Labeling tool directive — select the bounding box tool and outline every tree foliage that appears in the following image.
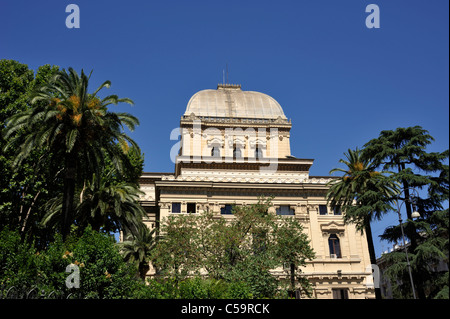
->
[326,148,399,299]
[3,67,140,240]
[151,198,315,298]
[1,61,145,243]
[363,126,449,299]
[326,127,448,299]
[0,60,61,244]
[0,226,141,298]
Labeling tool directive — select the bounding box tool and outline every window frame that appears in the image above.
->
[221,204,233,215]
[211,146,220,157]
[187,202,196,214]
[319,205,328,215]
[276,205,295,216]
[332,288,349,299]
[255,146,263,159]
[328,234,342,258]
[171,202,181,214]
[233,146,242,159]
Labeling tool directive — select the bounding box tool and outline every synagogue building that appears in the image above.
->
[136,83,375,299]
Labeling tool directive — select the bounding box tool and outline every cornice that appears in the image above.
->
[174,158,314,176]
[180,114,292,128]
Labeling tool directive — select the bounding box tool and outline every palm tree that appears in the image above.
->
[326,148,399,299]
[119,223,158,280]
[3,68,138,240]
[41,168,145,235]
[76,170,146,233]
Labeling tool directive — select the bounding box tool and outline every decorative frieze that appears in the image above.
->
[160,173,332,185]
[320,220,346,237]
[138,185,155,201]
[160,202,170,208]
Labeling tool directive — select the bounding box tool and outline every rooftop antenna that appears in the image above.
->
[226,63,229,84]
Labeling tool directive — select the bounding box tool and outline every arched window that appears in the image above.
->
[233,146,242,159]
[255,146,263,159]
[211,146,220,157]
[328,234,341,258]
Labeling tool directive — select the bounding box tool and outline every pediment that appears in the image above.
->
[249,138,267,148]
[207,137,224,146]
[320,220,345,233]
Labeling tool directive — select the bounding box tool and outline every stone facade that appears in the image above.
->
[136,84,375,299]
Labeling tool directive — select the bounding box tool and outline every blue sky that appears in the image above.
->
[1,0,448,257]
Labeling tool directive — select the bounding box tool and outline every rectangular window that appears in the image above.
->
[332,288,349,299]
[328,234,342,258]
[334,207,342,215]
[172,202,181,213]
[221,204,233,215]
[319,205,328,215]
[276,205,295,215]
[187,203,196,214]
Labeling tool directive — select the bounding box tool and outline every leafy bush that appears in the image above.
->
[137,276,253,299]
[0,226,140,298]
[65,226,143,298]
[178,277,253,299]
[0,228,38,290]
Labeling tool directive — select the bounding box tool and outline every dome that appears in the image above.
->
[184,84,287,120]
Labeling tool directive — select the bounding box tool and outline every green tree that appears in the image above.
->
[41,168,145,234]
[273,216,315,297]
[151,198,316,298]
[119,223,158,280]
[0,228,38,290]
[363,126,449,299]
[67,225,140,298]
[381,208,449,299]
[3,67,139,240]
[0,226,141,298]
[326,148,399,299]
[0,60,60,243]
[191,210,231,279]
[151,213,201,283]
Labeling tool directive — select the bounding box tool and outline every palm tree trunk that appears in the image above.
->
[61,154,76,241]
[20,191,41,236]
[139,262,150,281]
[364,221,382,299]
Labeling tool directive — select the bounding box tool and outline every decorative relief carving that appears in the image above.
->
[139,186,155,201]
[161,171,314,184]
[248,139,267,148]
[207,137,224,146]
[274,116,285,124]
[320,221,345,236]
[227,137,246,148]
[158,202,170,209]
[296,204,308,214]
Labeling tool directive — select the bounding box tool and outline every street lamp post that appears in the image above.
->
[395,187,421,299]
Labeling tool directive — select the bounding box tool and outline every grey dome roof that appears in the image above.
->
[184,84,287,120]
